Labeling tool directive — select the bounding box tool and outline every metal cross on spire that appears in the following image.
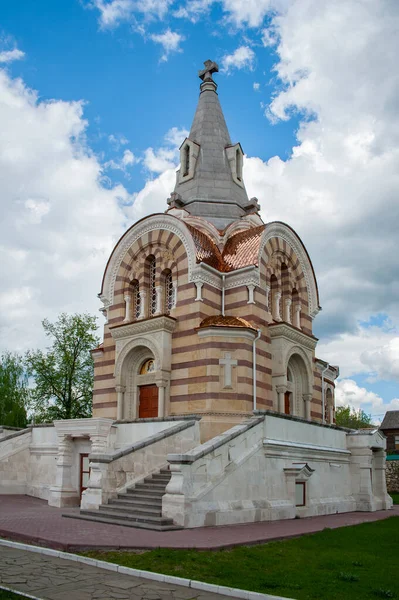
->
[199,59,219,81]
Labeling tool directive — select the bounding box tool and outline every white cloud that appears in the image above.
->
[128,168,176,221]
[150,29,185,62]
[90,0,174,28]
[108,133,129,148]
[253,82,260,91]
[0,48,25,63]
[105,148,139,173]
[0,68,131,351]
[238,1,399,352]
[361,338,399,382]
[143,126,188,173]
[91,0,134,28]
[174,0,213,22]
[220,46,255,73]
[335,379,399,421]
[261,26,278,47]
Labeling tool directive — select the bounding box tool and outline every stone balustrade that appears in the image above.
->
[81,419,200,510]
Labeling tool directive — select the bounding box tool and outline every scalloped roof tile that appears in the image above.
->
[186,223,265,272]
[199,315,256,329]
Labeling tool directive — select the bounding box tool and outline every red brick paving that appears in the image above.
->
[0,495,398,552]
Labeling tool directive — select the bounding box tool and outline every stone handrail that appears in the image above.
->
[162,416,266,527]
[0,427,31,443]
[91,420,198,463]
[167,416,264,464]
[81,419,200,510]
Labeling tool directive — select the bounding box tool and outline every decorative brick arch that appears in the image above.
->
[258,222,320,319]
[100,214,198,306]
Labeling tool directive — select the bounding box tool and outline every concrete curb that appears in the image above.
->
[0,538,294,600]
[0,584,45,599]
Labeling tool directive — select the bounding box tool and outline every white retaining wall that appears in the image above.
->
[163,414,392,528]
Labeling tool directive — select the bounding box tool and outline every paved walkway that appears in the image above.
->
[0,545,237,600]
[0,495,398,551]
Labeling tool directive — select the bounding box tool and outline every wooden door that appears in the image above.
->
[80,454,90,497]
[284,391,291,415]
[139,384,159,418]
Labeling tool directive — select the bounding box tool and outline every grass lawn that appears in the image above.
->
[0,589,29,599]
[85,517,399,600]
[390,493,399,504]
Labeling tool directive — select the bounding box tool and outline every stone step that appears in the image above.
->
[126,489,165,498]
[145,474,170,483]
[113,497,162,509]
[105,503,162,516]
[81,508,173,526]
[134,483,167,491]
[64,513,181,531]
[160,467,170,474]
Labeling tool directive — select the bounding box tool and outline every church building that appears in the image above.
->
[0,61,392,530]
[93,59,337,441]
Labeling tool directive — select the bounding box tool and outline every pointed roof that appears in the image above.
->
[169,60,258,230]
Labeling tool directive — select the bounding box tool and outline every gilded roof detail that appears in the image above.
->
[199,315,255,329]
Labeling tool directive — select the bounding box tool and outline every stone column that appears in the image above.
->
[48,435,79,507]
[138,289,147,319]
[157,384,166,418]
[172,281,178,308]
[284,297,292,323]
[372,450,392,510]
[276,385,287,413]
[115,385,125,421]
[303,393,312,420]
[273,291,282,321]
[132,387,138,419]
[195,282,203,301]
[329,403,334,424]
[247,284,256,304]
[123,294,131,323]
[154,285,162,315]
[294,303,301,329]
[265,285,270,312]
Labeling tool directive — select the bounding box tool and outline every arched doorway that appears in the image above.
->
[138,359,158,418]
[115,342,164,420]
[286,353,311,418]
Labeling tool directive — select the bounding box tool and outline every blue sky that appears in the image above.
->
[3,0,298,193]
[1,0,398,420]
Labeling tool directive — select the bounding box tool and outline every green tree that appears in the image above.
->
[0,352,28,427]
[26,313,99,422]
[335,405,374,429]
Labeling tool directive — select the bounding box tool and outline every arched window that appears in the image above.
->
[236,148,242,181]
[147,256,157,317]
[131,279,141,320]
[164,270,174,314]
[183,144,190,177]
[270,274,280,321]
[325,388,333,423]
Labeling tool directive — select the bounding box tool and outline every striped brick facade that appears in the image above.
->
[92,212,338,441]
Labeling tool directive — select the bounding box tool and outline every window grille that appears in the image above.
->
[132,281,140,319]
[149,257,157,316]
[165,272,174,314]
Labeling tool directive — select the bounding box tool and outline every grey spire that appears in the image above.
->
[168,60,259,230]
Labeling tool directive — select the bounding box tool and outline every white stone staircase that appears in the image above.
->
[66,467,181,531]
